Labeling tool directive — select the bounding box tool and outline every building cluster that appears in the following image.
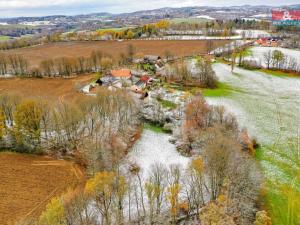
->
[255,37,280,47]
[81,55,165,98]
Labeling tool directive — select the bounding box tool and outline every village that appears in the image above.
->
[80,55,164,100]
[79,34,293,99]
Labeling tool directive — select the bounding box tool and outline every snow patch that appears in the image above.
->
[248,46,300,68]
[126,129,190,179]
[195,15,215,20]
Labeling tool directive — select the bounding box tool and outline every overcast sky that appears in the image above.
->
[0,0,299,18]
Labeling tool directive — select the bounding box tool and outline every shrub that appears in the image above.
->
[241,59,261,70]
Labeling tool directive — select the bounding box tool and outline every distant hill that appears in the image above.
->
[0,4,299,36]
[0,4,299,21]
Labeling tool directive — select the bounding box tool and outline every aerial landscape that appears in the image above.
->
[0,0,300,224]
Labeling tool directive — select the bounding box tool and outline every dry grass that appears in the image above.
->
[1,40,230,69]
[0,75,94,104]
[0,152,85,225]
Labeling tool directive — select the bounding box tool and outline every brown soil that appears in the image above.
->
[0,152,85,225]
[0,75,94,104]
[2,40,229,69]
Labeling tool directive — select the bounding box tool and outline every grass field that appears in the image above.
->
[0,35,10,41]
[1,40,230,69]
[0,152,85,225]
[258,68,300,78]
[144,123,166,133]
[0,74,94,104]
[208,63,300,224]
[202,81,243,97]
[157,98,177,109]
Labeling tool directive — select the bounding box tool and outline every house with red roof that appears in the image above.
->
[110,69,132,79]
[135,75,153,88]
[256,37,279,47]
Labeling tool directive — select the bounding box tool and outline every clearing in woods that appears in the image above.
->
[2,40,230,69]
[0,152,85,225]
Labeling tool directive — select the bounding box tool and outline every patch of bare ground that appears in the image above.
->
[0,152,85,225]
[0,75,94,104]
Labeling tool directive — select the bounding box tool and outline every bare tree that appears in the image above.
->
[0,54,7,75]
[263,50,272,69]
[148,163,168,216]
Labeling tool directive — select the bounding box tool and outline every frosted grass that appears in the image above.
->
[207,63,300,181]
[246,47,300,68]
[126,129,190,179]
[208,63,300,143]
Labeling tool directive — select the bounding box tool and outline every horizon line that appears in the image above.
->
[0,3,299,19]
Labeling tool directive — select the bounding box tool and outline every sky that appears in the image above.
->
[0,0,299,18]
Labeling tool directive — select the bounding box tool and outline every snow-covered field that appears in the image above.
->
[126,129,190,179]
[208,63,300,143]
[207,63,300,181]
[195,15,215,20]
[146,29,270,40]
[125,60,299,190]
[146,35,241,40]
[210,40,252,55]
[251,13,271,18]
[19,21,54,26]
[235,29,270,38]
[247,46,300,68]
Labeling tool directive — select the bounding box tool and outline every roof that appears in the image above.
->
[111,69,131,78]
[144,55,161,61]
[257,37,268,41]
[135,80,146,87]
[100,76,118,84]
[140,75,151,82]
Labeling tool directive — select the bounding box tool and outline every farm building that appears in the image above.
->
[97,69,133,89]
[82,68,155,96]
[97,76,118,86]
[144,55,161,63]
[110,69,132,79]
[133,55,163,65]
[81,83,97,94]
[255,37,280,47]
[135,75,153,89]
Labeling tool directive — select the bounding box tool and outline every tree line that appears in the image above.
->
[0,36,44,50]
[0,89,139,172]
[220,44,300,74]
[235,48,300,73]
[262,49,299,72]
[0,47,135,77]
[169,19,270,32]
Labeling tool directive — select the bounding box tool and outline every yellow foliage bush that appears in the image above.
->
[39,197,66,225]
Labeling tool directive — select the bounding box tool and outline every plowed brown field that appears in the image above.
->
[0,152,85,225]
[2,40,230,68]
[0,74,94,104]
